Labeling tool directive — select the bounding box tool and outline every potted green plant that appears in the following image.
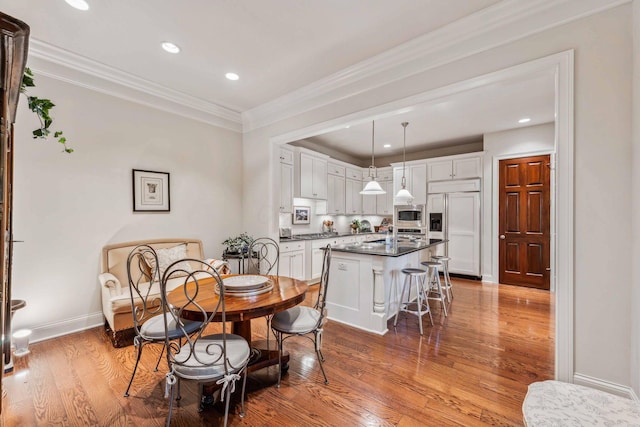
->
[222,232,254,255]
[351,219,361,234]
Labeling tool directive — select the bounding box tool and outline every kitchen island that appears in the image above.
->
[326,238,445,335]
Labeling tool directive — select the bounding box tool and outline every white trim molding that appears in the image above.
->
[27,39,243,132]
[243,0,627,132]
[574,373,640,401]
[29,311,104,344]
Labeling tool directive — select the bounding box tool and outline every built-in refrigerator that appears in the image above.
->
[427,179,481,278]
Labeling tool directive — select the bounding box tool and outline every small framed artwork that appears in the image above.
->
[292,206,311,224]
[132,169,170,212]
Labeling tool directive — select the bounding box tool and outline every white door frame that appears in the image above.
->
[271,49,574,382]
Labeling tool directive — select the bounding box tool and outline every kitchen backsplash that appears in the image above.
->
[279,198,386,234]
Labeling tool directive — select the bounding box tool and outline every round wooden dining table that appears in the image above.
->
[166,274,308,372]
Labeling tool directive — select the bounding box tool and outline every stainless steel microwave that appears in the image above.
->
[394,204,426,228]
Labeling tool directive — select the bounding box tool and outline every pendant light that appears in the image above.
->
[394,122,414,205]
[360,120,386,195]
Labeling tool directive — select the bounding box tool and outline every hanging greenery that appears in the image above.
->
[20,67,73,153]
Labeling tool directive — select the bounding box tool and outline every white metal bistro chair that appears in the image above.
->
[161,258,251,427]
[271,244,331,387]
[124,245,201,397]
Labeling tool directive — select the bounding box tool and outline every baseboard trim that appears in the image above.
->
[28,312,105,344]
[574,373,639,401]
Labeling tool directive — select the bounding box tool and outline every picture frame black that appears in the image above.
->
[132,169,170,212]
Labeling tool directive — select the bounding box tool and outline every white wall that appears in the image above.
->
[631,0,640,396]
[243,5,635,393]
[481,123,555,284]
[11,73,243,341]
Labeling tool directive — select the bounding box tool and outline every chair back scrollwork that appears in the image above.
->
[247,237,280,276]
[126,245,162,336]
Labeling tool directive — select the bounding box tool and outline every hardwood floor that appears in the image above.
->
[2,278,553,426]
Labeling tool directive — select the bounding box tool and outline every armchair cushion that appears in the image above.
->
[143,243,193,282]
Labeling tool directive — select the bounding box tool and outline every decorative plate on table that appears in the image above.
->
[215,281,273,297]
[222,275,270,291]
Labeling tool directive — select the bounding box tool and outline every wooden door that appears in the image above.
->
[499,155,551,289]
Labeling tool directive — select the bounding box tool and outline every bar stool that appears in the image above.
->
[421,261,448,317]
[432,255,453,302]
[394,268,433,335]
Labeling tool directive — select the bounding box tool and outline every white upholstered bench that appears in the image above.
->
[522,380,640,426]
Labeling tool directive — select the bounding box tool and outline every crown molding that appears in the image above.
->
[28,39,243,132]
[242,0,629,132]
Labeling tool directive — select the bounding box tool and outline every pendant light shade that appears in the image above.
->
[361,177,386,194]
[360,121,386,195]
[394,122,414,205]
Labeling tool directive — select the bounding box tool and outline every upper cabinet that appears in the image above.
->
[327,162,346,214]
[392,160,427,206]
[279,148,294,213]
[427,154,482,181]
[345,178,362,215]
[295,149,328,200]
[375,167,394,216]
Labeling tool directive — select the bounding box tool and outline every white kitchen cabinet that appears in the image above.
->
[392,161,427,205]
[345,178,362,215]
[296,151,328,199]
[327,174,346,215]
[361,184,376,214]
[376,180,394,216]
[279,148,294,213]
[279,241,306,280]
[346,167,361,180]
[427,155,482,181]
[327,162,346,177]
[279,147,294,165]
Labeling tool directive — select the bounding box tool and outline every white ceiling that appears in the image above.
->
[306,70,556,160]
[1,0,556,159]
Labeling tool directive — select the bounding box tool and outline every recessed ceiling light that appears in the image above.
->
[384,144,391,148]
[65,0,89,11]
[518,117,531,124]
[161,42,180,54]
[225,72,240,81]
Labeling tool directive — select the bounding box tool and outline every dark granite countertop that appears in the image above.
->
[330,238,445,257]
[280,231,383,242]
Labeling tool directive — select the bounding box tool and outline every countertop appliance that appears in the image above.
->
[427,179,481,278]
[279,227,292,239]
[394,204,426,229]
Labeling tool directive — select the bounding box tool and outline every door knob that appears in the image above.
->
[499,235,505,239]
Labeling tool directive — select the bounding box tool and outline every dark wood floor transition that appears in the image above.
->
[2,277,553,426]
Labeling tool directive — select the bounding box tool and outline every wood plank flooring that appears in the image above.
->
[2,278,553,426]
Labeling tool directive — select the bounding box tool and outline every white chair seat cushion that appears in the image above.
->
[139,313,201,340]
[271,306,321,334]
[522,380,640,426]
[173,334,250,381]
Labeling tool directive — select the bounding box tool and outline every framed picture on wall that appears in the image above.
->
[292,206,311,224]
[132,169,170,212]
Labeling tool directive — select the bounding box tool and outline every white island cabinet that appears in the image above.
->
[326,239,444,335]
